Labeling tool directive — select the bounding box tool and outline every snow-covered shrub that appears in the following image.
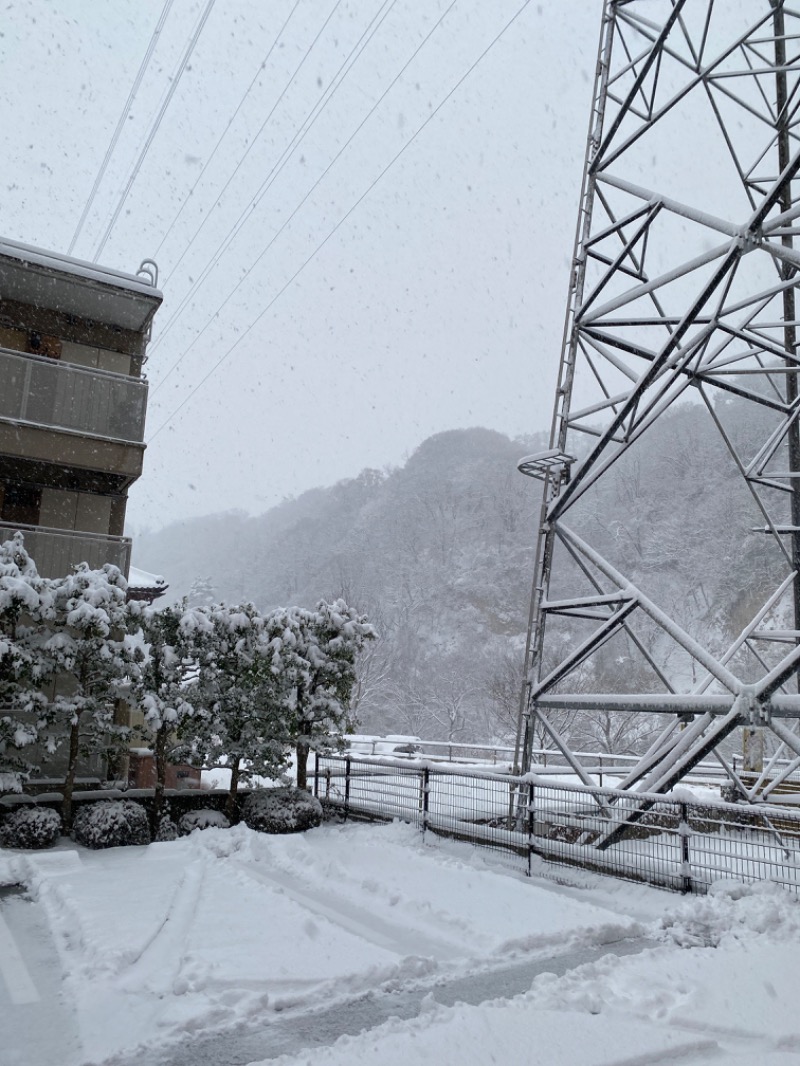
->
[178,808,230,835]
[0,806,61,849]
[71,800,150,849]
[0,771,23,795]
[242,787,322,834]
[155,816,179,842]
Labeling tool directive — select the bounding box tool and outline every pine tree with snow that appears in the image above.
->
[47,563,130,829]
[289,600,375,790]
[126,600,212,829]
[189,602,293,818]
[0,533,55,792]
[187,575,216,608]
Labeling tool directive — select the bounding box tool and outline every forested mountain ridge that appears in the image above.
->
[134,427,545,740]
[133,400,783,746]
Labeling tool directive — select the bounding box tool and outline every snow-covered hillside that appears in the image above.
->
[134,402,781,752]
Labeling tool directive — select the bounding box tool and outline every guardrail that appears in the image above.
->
[344,737,797,790]
[315,754,800,896]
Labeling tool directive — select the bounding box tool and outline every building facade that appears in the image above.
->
[0,237,162,579]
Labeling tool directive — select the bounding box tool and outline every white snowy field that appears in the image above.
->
[1,820,800,1066]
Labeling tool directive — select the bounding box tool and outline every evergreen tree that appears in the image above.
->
[47,564,130,829]
[126,600,211,829]
[187,575,216,608]
[0,533,54,791]
[190,602,292,818]
[290,599,375,790]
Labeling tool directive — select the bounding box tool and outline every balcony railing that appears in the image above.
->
[0,522,131,579]
[0,347,147,444]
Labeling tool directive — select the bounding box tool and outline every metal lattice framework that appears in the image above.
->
[515,0,800,833]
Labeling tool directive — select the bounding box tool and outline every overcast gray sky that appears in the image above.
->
[3,0,601,532]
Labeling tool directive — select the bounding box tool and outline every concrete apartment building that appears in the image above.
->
[0,238,171,789]
[0,237,162,576]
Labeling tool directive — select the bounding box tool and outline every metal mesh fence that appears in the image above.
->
[314,758,425,826]
[315,754,800,895]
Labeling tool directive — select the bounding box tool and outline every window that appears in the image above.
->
[1,480,42,526]
[27,331,62,359]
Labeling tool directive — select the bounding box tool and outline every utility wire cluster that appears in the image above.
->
[66,0,532,441]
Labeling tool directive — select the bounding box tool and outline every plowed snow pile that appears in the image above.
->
[2,821,642,1064]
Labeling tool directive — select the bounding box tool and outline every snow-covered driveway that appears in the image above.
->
[1,820,641,1065]
[2,820,800,1066]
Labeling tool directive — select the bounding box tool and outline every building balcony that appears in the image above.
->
[0,521,132,579]
[0,346,147,443]
[0,347,147,486]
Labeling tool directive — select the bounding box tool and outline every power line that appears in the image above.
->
[149,0,398,379]
[92,0,217,261]
[152,0,302,263]
[68,0,176,256]
[147,0,533,444]
[159,0,344,287]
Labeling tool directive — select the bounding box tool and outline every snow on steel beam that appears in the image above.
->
[596,172,742,236]
[553,524,745,694]
[534,693,800,717]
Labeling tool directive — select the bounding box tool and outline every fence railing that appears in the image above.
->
[344,736,800,791]
[315,754,800,896]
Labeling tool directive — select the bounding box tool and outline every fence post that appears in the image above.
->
[313,756,319,798]
[598,754,604,788]
[421,766,430,837]
[527,781,536,877]
[344,757,351,822]
[679,801,692,894]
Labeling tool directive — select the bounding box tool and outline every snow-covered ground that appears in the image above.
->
[1,820,799,1066]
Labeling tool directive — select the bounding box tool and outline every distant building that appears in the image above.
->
[0,237,162,578]
[127,565,169,604]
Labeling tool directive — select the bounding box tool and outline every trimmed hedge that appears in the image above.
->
[155,816,179,842]
[178,809,231,835]
[72,800,151,849]
[242,787,322,834]
[0,806,62,849]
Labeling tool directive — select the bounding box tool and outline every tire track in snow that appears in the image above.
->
[147,936,657,1066]
[117,857,207,994]
[231,858,464,961]
[0,886,83,1066]
[0,906,39,1004]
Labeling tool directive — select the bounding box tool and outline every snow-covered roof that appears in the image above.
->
[127,566,168,602]
[128,566,166,589]
[0,236,163,332]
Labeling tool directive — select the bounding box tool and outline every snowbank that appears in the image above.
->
[261,1002,715,1066]
[260,874,800,1066]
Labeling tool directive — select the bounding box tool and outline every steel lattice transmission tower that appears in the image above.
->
[515,0,800,823]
